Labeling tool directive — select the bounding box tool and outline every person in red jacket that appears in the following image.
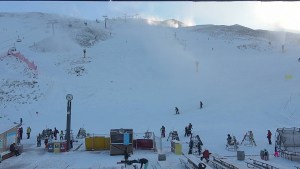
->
[267,130,272,145]
[201,149,211,163]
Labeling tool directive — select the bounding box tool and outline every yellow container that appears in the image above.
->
[171,141,182,155]
[174,142,182,155]
[85,137,110,150]
[54,142,60,153]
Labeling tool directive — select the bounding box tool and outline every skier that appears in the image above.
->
[160,126,165,138]
[200,101,203,109]
[201,149,211,163]
[175,107,179,114]
[27,126,31,139]
[267,130,272,145]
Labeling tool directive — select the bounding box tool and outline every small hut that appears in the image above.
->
[110,128,133,155]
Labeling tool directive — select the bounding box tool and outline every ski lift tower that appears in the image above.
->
[65,94,73,151]
[103,15,107,29]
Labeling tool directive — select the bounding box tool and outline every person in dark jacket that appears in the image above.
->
[19,127,23,140]
[184,126,188,137]
[53,127,59,140]
[200,101,203,109]
[44,137,49,148]
[188,138,194,154]
[160,126,165,138]
[37,133,42,147]
[196,135,203,155]
[10,143,20,156]
[267,130,272,145]
[227,134,232,145]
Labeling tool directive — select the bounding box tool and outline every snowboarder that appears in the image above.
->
[200,101,203,109]
[175,107,179,114]
[201,149,211,163]
[138,158,148,169]
[267,130,272,145]
[160,126,165,138]
[27,126,31,139]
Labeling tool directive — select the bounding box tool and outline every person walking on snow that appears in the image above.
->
[267,130,272,145]
[27,126,31,139]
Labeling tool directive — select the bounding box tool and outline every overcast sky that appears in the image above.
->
[1,1,300,33]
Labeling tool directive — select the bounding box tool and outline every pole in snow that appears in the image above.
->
[66,94,73,151]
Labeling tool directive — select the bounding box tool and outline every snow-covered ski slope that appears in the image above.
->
[1,12,300,168]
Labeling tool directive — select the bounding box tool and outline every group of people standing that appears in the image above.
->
[17,126,31,142]
[38,127,64,148]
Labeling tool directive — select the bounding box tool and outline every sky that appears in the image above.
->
[1,1,300,33]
